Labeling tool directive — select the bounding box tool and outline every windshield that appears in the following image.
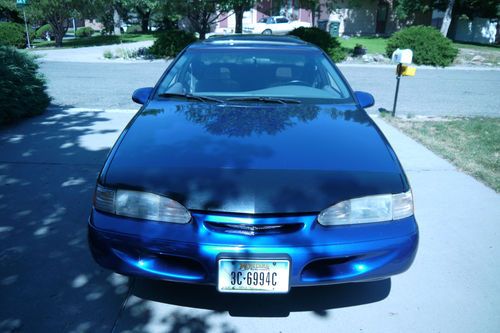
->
[155,48,353,103]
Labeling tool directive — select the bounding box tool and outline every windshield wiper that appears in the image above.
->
[226,96,301,104]
[158,92,224,104]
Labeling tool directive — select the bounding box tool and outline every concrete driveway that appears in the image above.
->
[1,106,499,332]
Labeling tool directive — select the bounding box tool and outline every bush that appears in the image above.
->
[0,46,50,124]
[288,27,347,62]
[126,24,142,34]
[386,26,458,67]
[0,22,27,48]
[149,30,197,58]
[75,27,94,38]
[35,24,53,40]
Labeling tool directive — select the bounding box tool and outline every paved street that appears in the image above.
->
[1,59,499,333]
[38,60,500,116]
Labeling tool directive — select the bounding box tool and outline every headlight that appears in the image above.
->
[318,190,413,226]
[94,185,191,223]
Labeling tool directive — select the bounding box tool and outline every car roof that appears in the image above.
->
[191,35,318,50]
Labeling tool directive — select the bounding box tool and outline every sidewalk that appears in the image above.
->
[31,40,163,63]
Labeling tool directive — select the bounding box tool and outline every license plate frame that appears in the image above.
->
[217,258,290,293]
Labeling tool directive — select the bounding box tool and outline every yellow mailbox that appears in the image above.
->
[400,65,416,76]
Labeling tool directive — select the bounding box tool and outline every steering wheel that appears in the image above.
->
[271,80,310,87]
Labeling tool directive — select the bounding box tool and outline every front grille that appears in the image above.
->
[204,222,303,236]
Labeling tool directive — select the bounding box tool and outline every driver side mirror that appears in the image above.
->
[354,91,375,109]
[132,87,154,105]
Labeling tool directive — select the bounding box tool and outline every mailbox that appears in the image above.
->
[391,48,413,65]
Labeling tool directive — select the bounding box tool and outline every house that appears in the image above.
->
[448,17,498,44]
[215,0,407,36]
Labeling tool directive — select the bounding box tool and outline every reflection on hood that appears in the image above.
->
[141,102,369,138]
[104,101,406,214]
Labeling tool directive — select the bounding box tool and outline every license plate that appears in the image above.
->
[217,259,290,293]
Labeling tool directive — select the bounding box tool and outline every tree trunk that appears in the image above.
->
[49,20,68,48]
[113,8,121,35]
[138,8,150,32]
[440,0,455,37]
[315,4,321,27]
[199,24,207,40]
[54,33,63,47]
[235,5,244,34]
[311,8,315,28]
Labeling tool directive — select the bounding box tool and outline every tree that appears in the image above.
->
[172,0,232,39]
[392,0,434,25]
[122,0,159,32]
[93,0,129,35]
[0,0,22,23]
[230,0,255,33]
[440,0,455,36]
[28,0,89,47]
[298,0,320,26]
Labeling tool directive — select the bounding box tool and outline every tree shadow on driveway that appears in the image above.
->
[0,106,135,333]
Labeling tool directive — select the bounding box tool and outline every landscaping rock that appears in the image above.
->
[362,54,374,62]
[373,54,386,62]
[471,55,486,63]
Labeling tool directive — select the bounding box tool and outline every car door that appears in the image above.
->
[274,17,290,34]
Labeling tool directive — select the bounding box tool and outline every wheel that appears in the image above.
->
[262,29,272,35]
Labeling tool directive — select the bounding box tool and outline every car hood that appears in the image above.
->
[102,101,408,214]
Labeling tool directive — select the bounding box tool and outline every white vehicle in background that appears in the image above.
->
[243,16,311,35]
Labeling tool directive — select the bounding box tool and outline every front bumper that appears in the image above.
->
[88,208,418,287]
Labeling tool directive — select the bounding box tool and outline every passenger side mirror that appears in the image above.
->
[354,91,375,109]
[132,87,154,105]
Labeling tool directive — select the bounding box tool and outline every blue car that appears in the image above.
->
[89,36,418,293]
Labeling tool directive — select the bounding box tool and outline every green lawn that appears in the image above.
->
[453,42,499,52]
[32,33,156,49]
[338,36,499,56]
[384,116,500,192]
[339,37,388,54]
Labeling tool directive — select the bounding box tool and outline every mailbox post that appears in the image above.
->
[391,49,415,117]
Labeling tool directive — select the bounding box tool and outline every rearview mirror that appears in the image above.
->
[354,91,375,109]
[132,87,154,105]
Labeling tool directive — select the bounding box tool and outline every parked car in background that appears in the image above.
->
[88,36,418,294]
[243,16,311,35]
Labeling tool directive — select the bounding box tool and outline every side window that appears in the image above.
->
[318,57,351,98]
[276,18,288,24]
[267,18,275,24]
[156,55,189,94]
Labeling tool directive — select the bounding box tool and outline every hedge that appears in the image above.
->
[0,46,51,124]
[35,24,53,40]
[149,30,197,58]
[0,22,27,48]
[288,27,347,62]
[386,26,458,67]
[76,27,94,38]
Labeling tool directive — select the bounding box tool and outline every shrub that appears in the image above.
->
[0,22,27,48]
[36,24,53,40]
[288,27,347,62]
[103,49,114,59]
[75,27,94,38]
[149,30,197,58]
[0,46,50,124]
[126,24,142,34]
[386,26,458,67]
